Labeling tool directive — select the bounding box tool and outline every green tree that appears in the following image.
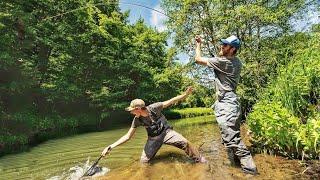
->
[161,0,317,115]
[0,0,189,154]
[0,0,184,115]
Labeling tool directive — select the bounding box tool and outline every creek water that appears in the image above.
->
[0,116,312,179]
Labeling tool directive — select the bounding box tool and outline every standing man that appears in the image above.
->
[101,87,206,164]
[194,35,257,175]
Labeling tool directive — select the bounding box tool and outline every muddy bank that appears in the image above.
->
[98,155,319,180]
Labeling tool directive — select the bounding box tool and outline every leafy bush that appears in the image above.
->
[0,133,29,156]
[247,33,320,159]
[0,134,28,146]
[248,101,300,156]
[11,110,84,131]
[294,115,320,159]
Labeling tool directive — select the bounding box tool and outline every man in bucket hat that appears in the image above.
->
[101,87,207,164]
[194,35,258,175]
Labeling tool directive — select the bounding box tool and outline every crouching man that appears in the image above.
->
[101,87,206,164]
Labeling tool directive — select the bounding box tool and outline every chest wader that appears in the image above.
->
[213,91,257,175]
[138,108,169,161]
[140,109,170,137]
[138,109,203,163]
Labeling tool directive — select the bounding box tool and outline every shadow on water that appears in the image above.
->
[0,115,318,179]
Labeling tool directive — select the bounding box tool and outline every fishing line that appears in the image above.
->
[41,1,171,22]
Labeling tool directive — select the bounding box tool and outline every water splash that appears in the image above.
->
[47,158,110,180]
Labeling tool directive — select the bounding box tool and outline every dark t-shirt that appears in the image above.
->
[131,102,171,137]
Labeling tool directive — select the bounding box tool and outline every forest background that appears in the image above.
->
[0,0,319,160]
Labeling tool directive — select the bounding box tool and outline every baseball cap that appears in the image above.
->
[125,99,145,111]
[220,35,241,49]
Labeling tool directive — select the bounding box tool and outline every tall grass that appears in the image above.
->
[247,33,320,159]
[164,107,213,119]
[170,115,215,127]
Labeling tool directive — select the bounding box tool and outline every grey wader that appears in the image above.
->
[214,92,257,174]
[206,56,258,175]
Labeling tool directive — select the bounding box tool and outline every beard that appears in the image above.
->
[218,49,225,56]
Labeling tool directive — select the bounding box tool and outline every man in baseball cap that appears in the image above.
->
[220,35,241,50]
[101,87,207,164]
[125,99,146,112]
[194,35,258,175]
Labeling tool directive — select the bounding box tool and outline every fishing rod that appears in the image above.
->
[82,147,111,177]
[82,155,103,176]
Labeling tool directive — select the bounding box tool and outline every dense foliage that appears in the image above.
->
[161,0,317,115]
[0,0,195,154]
[247,33,320,159]
[161,0,319,159]
[0,0,319,160]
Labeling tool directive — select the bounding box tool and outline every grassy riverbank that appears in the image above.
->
[164,108,213,119]
[169,115,215,127]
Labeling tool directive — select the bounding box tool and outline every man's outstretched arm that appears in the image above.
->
[195,35,209,66]
[162,86,193,109]
[101,127,136,156]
